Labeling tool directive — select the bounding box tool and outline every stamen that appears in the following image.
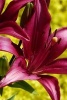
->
[25,59,29,66]
[52,37,58,42]
[54,29,57,37]
[44,28,51,48]
[48,28,51,36]
[51,37,58,46]
[32,70,43,74]
[58,38,61,44]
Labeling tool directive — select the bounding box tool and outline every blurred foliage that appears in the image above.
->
[0,0,67,100]
[50,0,67,31]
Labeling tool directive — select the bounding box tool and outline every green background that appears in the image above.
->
[0,0,67,100]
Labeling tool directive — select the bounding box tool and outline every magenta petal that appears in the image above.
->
[42,58,67,74]
[23,12,35,59]
[23,41,32,59]
[38,75,60,100]
[31,0,51,52]
[0,57,39,88]
[0,0,33,22]
[0,21,29,41]
[0,66,28,87]
[45,0,50,7]
[23,0,51,58]
[0,0,5,13]
[0,36,22,56]
[37,0,51,31]
[25,0,51,36]
[46,27,67,63]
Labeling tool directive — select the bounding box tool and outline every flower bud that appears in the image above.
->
[0,56,9,76]
[20,3,34,27]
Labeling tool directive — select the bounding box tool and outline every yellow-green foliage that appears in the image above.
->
[0,0,67,100]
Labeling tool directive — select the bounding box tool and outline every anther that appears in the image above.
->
[51,37,58,46]
[52,37,58,42]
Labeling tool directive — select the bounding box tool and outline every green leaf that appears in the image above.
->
[7,93,17,100]
[9,81,34,93]
[20,2,33,27]
[0,88,3,96]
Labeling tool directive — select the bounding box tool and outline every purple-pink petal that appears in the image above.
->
[23,13,35,59]
[23,0,51,59]
[45,0,50,7]
[0,21,29,41]
[38,75,60,100]
[45,27,67,63]
[0,0,33,22]
[37,0,51,31]
[0,66,28,87]
[0,36,22,57]
[0,0,5,13]
[0,57,39,88]
[31,0,51,52]
[41,58,67,74]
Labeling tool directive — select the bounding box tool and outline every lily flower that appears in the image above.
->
[0,0,67,100]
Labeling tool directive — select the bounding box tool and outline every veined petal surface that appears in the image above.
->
[45,27,67,63]
[0,36,22,56]
[23,0,51,59]
[0,57,39,88]
[0,21,29,41]
[41,58,67,74]
[38,75,60,100]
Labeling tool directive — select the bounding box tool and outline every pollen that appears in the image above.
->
[25,59,29,66]
[52,37,58,42]
[51,37,58,45]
